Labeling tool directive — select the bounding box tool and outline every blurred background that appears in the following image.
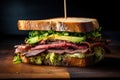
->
[0,0,120,37]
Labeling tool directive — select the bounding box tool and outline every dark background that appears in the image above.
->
[0,0,120,35]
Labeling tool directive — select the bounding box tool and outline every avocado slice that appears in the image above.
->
[26,36,40,44]
[26,34,85,44]
[50,34,85,43]
[26,36,48,44]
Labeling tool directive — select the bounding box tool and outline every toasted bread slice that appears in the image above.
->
[19,53,95,67]
[63,56,94,67]
[18,17,99,32]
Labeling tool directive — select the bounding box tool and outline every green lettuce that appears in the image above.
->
[28,27,101,38]
[94,47,104,62]
[29,56,43,65]
[29,54,45,65]
[45,52,63,65]
[25,27,102,44]
[13,55,22,64]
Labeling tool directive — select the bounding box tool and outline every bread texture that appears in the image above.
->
[19,53,95,67]
[63,56,94,67]
[18,17,99,32]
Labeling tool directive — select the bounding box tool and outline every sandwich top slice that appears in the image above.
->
[13,17,110,67]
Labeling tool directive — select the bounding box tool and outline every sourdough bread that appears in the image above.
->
[18,17,99,32]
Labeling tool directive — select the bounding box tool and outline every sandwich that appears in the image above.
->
[13,17,110,67]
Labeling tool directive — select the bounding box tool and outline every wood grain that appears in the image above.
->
[0,50,70,79]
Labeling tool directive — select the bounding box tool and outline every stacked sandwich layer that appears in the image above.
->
[13,18,110,67]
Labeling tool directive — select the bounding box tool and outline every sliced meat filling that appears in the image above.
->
[14,39,108,57]
[47,49,89,54]
[31,41,88,50]
[22,49,46,57]
[14,44,32,53]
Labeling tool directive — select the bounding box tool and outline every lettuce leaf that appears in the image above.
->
[94,47,104,62]
[13,55,22,64]
[45,52,63,65]
[25,27,102,44]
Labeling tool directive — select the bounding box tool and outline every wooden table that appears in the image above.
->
[0,35,120,79]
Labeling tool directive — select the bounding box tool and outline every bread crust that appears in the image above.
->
[63,56,94,67]
[18,17,99,32]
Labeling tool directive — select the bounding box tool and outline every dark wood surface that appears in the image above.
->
[0,35,120,79]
